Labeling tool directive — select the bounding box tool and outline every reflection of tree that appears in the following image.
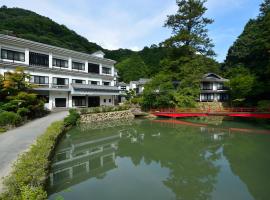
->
[223,134,270,200]
[118,121,221,200]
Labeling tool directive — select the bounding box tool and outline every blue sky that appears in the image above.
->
[0,0,263,62]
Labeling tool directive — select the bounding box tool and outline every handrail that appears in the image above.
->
[151,107,270,113]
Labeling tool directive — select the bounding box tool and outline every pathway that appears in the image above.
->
[0,111,68,193]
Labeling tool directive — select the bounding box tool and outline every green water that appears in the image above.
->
[48,117,270,200]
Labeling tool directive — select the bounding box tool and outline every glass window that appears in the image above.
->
[102,67,111,75]
[53,77,69,85]
[53,58,68,68]
[72,79,86,84]
[72,96,86,107]
[103,82,110,86]
[89,81,100,85]
[88,63,100,74]
[72,61,85,71]
[30,75,49,84]
[1,49,25,62]
[29,52,49,67]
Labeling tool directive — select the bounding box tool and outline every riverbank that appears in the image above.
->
[0,111,72,199]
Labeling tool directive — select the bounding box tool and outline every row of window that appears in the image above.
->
[30,75,111,86]
[1,48,111,74]
[201,93,229,101]
[201,83,225,90]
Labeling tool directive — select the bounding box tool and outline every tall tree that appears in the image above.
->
[164,0,214,56]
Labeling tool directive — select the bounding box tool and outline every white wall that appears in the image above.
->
[100,96,114,106]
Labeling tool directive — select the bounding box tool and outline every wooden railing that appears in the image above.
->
[150,107,270,113]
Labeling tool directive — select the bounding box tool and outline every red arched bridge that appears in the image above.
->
[151,107,270,119]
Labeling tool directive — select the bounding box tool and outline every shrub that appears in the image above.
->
[257,100,270,112]
[0,111,22,127]
[17,107,30,117]
[64,109,80,127]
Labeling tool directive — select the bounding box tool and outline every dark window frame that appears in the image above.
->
[72,61,85,71]
[1,48,25,62]
[29,52,49,67]
[53,58,68,68]
[102,67,111,75]
[88,63,100,74]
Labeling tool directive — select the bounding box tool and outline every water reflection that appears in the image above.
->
[48,118,270,200]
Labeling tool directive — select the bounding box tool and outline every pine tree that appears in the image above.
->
[260,0,270,16]
[164,0,214,56]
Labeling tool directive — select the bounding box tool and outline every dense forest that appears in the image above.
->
[0,0,270,108]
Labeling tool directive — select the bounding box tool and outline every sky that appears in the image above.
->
[0,0,263,62]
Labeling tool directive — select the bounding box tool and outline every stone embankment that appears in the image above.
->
[80,110,135,123]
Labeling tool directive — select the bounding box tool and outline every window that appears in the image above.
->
[53,58,68,68]
[104,99,106,103]
[121,86,126,90]
[72,79,86,84]
[202,83,213,90]
[89,81,100,85]
[30,75,49,84]
[72,96,86,107]
[1,49,25,62]
[109,99,111,103]
[53,77,69,85]
[217,83,224,90]
[103,82,110,86]
[88,63,100,74]
[72,61,85,70]
[102,67,111,75]
[201,94,214,101]
[29,52,49,67]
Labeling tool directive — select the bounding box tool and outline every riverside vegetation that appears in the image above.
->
[2,0,270,109]
[0,67,48,132]
[0,109,80,200]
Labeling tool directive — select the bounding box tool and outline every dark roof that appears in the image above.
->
[202,73,229,82]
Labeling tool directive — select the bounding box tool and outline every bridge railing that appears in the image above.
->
[150,107,270,113]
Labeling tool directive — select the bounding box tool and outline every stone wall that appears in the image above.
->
[198,102,229,111]
[80,110,135,123]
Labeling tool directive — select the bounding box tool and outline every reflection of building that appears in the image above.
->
[200,73,229,102]
[0,34,119,110]
[48,133,121,193]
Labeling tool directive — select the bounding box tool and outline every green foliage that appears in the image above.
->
[0,111,22,127]
[224,66,256,105]
[79,105,130,114]
[163,0,215,56]
[116,54,148,83]
[225,0,270,102]
[257,100,270,111]
[0,7,102,54]
[0,121,65,200]
[21,186,47,200]
[64,109,80,127]
[17,107,30,117]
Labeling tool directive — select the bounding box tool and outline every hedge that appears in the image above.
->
[0,111,22,127]
[0,109,80,200]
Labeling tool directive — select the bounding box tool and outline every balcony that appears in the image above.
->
[71,83,120,95]
[32,83,70,91]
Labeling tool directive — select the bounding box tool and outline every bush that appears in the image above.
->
[17,107,30,117]
[64,109,80,127]
[0,111,22,127]
[257,100,270,112]
[78,105,130,114]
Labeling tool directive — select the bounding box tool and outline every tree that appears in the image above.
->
[164,0,215,56]
[224,66,256,105]
[2,67,32,97]
[116,55,148,83]
[260,0,270,17]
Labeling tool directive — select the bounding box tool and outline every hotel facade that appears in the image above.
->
[0,34,120,110]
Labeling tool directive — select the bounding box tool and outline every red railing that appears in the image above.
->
[151,107,270,113]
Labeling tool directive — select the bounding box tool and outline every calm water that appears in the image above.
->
[48,117,270,200]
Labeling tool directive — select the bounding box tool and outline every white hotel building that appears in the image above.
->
[0,34,120,110]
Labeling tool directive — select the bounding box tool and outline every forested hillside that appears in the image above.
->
[224,0,270,104]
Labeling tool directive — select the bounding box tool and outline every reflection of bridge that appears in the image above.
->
[153,119,270,135]
[48,133,121,194]
[152,108,270,119]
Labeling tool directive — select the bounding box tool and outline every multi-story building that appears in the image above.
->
[200,73,229,102]
[0,34,120,110]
